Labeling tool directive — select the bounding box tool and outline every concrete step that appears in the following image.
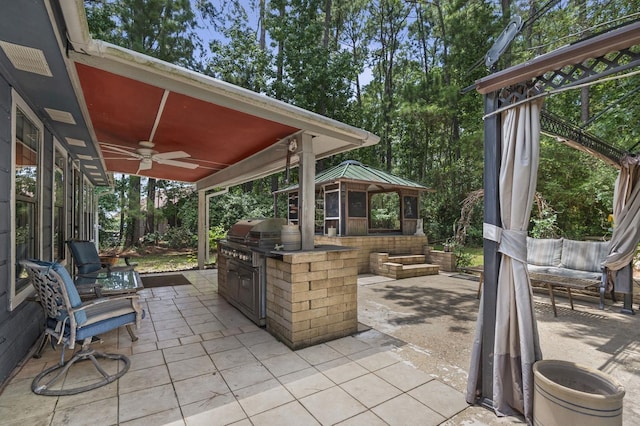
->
[378,262,439,279]
[388,254,426,265]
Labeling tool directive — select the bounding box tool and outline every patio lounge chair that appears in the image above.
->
[22,259,144,396]
[67,239,136,277]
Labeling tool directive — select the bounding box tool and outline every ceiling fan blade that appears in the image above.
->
[153,151,190,160]
[101,144,142,159]
[102,157,139,160]
[155,158,198,169]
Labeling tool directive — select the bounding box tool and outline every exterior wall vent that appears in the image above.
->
[45,108,76,124]
[0,41,52,77]
[65,137,86,147]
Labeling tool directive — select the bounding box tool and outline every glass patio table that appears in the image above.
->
[75,269,144,297]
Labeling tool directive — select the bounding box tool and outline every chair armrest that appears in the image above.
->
[75,282,104,297]
[76,268,111,279]
[75,294,140,311]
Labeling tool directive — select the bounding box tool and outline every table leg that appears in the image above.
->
[547,284,557,317]
[567,288,574,310]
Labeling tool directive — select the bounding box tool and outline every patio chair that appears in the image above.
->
[22,259,144,396]
[66,239,136,277]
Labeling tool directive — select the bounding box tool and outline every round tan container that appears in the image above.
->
[281,224,301,251]
[533,360,624,426]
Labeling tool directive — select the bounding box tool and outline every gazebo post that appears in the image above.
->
[299,133,316,250]
[481,90,502,407]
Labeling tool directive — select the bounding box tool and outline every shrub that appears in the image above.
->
[163,226,196,249]
[209,225,227,249]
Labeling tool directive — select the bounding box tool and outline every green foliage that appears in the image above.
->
[209,224,227,249]
[208,190,274,230]
[530,212,560,239]
[536,137,617,238]
[370,192,400,229]
[163,226,197,249]
[454,245,473,270]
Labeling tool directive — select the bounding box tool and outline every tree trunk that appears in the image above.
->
[259,0,266,50]
[125,175,141,247]
[145,177,156,234]
[118,175,126,244]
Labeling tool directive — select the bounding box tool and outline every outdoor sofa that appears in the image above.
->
[526,237,610,309]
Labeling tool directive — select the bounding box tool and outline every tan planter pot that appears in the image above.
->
[281,224,301,251]
[533,360,625,426]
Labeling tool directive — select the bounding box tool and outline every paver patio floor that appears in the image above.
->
[1,269,638,425]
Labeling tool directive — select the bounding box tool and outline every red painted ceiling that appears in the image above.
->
[75,63,299,182]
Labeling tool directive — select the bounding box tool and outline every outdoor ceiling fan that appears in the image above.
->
[101,141,199,173]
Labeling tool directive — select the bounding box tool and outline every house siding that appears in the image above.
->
[0,77,46,385]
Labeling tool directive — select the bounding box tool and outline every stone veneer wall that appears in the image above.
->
[265,248,359,350]
[314,235,428,274]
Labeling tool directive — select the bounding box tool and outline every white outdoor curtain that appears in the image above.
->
[602,155,640,282]
[466,95,544,424]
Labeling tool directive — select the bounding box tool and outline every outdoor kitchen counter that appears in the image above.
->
[263,245,360,349]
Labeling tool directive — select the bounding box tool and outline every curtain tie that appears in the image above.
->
[483,223,502,243]
[499,229,527,263]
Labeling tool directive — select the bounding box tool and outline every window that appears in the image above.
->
[12,95,42,309]
[53,145,66,261]
[403,196,418,219]
[83,178,94,240]
[73,166,81,239]
[325,190,340,219]
[369,192,400,231]
[348,191,367,217]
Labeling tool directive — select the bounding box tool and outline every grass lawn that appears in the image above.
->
[106,248,216,274]
[109,245,483,274]
[464,246,484,266]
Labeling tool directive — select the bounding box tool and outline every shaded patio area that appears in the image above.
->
[1,270,638,425]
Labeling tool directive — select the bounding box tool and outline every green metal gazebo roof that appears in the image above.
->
[275,160,433,193]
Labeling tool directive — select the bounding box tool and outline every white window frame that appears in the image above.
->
[72,162,81,240]
[10,90,42,310]
[53,139,68,264]
[83,176,95,241]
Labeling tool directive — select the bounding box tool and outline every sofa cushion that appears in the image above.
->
[541,266,603,281]
[560,239,609,273]
[527,264,553,274]
[527,238,563,267]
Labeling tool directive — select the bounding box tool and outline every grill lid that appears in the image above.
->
[227,218,287,246]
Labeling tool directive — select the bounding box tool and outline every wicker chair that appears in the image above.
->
[22,259,144,395]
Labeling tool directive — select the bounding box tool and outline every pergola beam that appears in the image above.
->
[475,21,640,95]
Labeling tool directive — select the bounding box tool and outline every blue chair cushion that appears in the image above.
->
[31,259,87,325]
[68,240,103,275]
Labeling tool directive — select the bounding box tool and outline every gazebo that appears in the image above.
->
[274,160,440,274]
[274,160,433,236]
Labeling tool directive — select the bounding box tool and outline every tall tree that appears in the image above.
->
[367,0,410,171]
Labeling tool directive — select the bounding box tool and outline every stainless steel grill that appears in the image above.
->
[218,218,286,326]
[227,218,286,248]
